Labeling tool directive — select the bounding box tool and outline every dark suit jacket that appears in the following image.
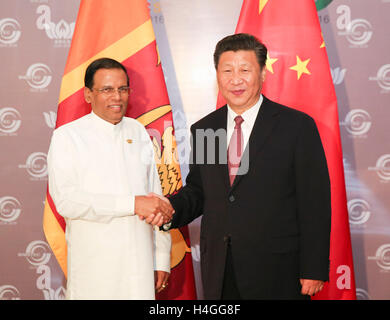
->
[169,96,331,299]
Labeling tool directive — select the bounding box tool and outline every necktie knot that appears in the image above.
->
[234,115,244,128]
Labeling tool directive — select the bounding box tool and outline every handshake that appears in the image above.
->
[134,192,174,227]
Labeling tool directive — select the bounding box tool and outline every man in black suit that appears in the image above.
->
[160,33,331,299]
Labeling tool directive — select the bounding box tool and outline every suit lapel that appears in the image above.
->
[213,106,231,191]
[231,96,280,189]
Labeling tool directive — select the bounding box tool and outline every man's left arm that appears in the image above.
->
[294,114,331,295]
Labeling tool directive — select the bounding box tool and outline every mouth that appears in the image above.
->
[231,89,245,96]
[107,105,122,112]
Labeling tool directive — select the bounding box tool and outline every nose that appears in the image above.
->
[111,89,122,100]
[230,71,243,85]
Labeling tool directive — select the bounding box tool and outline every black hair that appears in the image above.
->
[84,57,129,89]
[213,33,267,70]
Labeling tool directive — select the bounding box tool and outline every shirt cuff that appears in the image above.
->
[115,195,135,216]
[154,252,171,273]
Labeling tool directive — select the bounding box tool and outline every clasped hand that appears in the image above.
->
[134,193,174,227]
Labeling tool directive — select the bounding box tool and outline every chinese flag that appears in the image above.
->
[218,0,356,299]
[43,0,196,300]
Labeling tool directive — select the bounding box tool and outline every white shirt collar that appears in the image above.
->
[227,94,263,126]
[90,111,123,134]
[226,95,263,149]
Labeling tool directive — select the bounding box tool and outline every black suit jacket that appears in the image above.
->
[169,96,331,299]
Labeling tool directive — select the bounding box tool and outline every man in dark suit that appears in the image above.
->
[161,33,331,299]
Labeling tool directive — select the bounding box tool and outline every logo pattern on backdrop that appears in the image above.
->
[336,5,373,47]
[0,196,21,224]
[18,152,48,180]
[0,285,21,300]
[18,240,66,300]
[369,64,390,93]
[340,109,371,138]
[0,18,21,46]
[0,107,21,135]
[368,154,390,182]
[18,63,52,91]
[368,244,390,272]
[36,5,75,47]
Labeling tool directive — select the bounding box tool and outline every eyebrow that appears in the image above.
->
[220,62,252,68]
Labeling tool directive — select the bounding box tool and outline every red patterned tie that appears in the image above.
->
[228,115,244,185]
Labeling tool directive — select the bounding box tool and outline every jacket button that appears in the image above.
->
[223,235,231,244]
[229,195,235,202]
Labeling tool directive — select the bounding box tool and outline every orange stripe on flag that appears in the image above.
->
[43,198,67,277]
[65,0,150,74]
[59,19,155,104]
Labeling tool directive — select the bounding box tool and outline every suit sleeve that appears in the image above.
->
[294,114,331,281]
[168,124,204,228]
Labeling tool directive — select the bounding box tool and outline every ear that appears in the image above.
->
[84,87,92,103]
[261,67,266,82]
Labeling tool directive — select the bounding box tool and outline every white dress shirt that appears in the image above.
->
[47,111,171,300]
[226,95,263,151]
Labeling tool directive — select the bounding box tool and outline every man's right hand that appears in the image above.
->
[134,194,174,227]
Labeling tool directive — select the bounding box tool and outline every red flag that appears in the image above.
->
[218,0,356,299]
[43,0,196,300]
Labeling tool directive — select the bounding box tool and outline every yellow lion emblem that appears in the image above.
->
[137,105,191,269]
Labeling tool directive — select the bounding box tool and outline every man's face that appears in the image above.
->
[217,50,265,113]
[84,68,129,125]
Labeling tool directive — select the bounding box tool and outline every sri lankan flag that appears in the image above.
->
[221,0,355,299]
[43,0,197,300]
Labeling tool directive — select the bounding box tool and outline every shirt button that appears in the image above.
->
[229,195,235,202]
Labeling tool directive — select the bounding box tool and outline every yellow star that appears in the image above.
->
[289,55,311,80]
[259,0,269,14]
[266,53,278,74]
[320,32,326,48]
